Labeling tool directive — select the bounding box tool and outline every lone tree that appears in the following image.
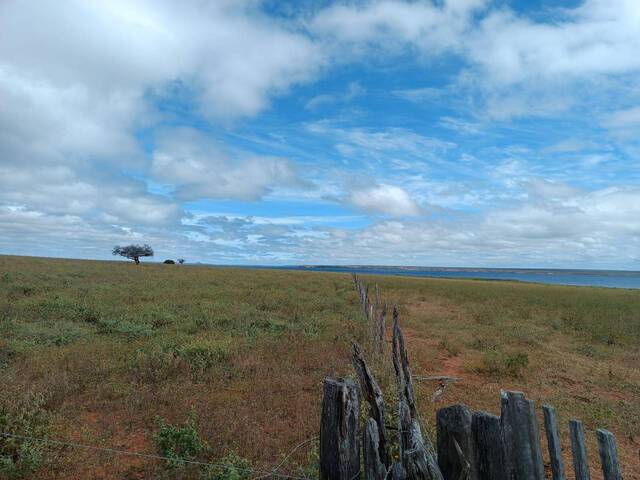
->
[112,244,154,265]
[177,258,185,265]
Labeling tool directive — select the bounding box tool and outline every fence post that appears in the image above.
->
[320,377,360,480]
[569,419,591,480]
[500,391,545,480]
[472,411,506,480]
[364,418,387,480]
[542,405,566,480]
[437,405,477,480]
[596,429,622,480]
[352,341,390,467]
[391,462,406,480]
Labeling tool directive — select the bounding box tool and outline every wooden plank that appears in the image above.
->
[364,418,387,480]
[320,377,360,480]
[542,405,566,480]
[500,391,545,480]
[472,411,506,480]
[596,429,622,480]
[352,341,390,467]
[436,405,477,480]
[569,419,591,480]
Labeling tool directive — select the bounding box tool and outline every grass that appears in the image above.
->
[0,255,639,478]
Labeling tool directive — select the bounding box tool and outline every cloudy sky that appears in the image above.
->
[1,0,639,268]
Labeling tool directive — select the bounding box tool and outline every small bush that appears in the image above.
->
[246,318,287,338]
[96,318,154,338]
[130,349,188,384]
[482,351,529,378]
[201,451,253,480]
[171,339,231,372]
[0,393,49,478]
[155,414,206,468]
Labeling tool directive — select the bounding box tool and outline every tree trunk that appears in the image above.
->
[134,256,140,264]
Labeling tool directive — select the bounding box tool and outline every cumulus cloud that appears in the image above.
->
[349,184,422,216]
[0,0,321,237]
[150,128,302,201]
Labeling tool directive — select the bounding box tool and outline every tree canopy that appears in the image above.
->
[112,244,154,264]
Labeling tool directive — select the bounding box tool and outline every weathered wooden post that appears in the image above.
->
[393,314,444,480]
[320,377,360,480]
[391,462,407,480]
[542,405,566,480]
[352,341,390,467]
[436,405,477,480]
[472,411,506,480]
[569,419,591,480]
[500,391,545,480]
[364,418,387,480]
[596,429,622,480]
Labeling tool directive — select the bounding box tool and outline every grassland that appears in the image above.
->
[0,255,638,479]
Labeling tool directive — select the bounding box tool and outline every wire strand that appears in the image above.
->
[0,431,311,480]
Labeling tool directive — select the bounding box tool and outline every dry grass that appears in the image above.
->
[0,255,638,478]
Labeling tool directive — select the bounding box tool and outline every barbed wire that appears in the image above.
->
[0,431,315,480]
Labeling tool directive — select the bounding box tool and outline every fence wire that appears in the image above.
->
[0,431,315,480]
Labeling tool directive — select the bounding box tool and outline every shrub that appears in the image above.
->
[171,339,231,372]
[482,350,529,379]
[155,414,206,468]
[96,318,154,338]
[201,451,253,480]
[163,260,176,265]
[0,393,48,478]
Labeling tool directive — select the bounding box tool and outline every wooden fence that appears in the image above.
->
[319,275,624,480]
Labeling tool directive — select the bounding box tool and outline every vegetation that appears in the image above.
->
[112,244,154,264]
[0,255,638,478]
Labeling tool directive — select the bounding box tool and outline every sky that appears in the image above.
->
[1,0,640,269]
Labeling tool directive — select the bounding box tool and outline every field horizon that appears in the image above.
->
[1,255,639,478]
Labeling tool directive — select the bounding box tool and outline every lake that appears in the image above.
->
[270,266,640,289]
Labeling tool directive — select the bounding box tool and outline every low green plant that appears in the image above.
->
[0,392,49,478]
[482,350,529,378]
[201,451,253,480]
[96,318,154,338]
[155,414,206,468]
[171,339,231,372]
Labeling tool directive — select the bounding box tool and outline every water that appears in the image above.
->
[268,266,640,289]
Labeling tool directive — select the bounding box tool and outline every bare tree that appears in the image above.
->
[112,244,154,265]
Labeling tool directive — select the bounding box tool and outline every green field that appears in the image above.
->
[1,255,638,479]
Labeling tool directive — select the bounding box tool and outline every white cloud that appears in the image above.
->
[602,106,640,138]
[150,128,301,201]
[311,0,487,55]
[349,184,422,216]
[305,81,365,110]
[0,0,322,234]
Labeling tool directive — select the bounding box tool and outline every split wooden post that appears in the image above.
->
[569,419,591,480]
[436,405,477,480]
[352,341,390,467]
[596,429,622,480]
[500,391,545,480]
[472,411,506,480]
[364,418,387,480]
[393,313,443,480]
[320,377,360,480]
[543,405,566,480]
[391,462,406,480]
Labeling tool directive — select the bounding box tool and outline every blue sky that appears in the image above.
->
[1,0,640,268]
